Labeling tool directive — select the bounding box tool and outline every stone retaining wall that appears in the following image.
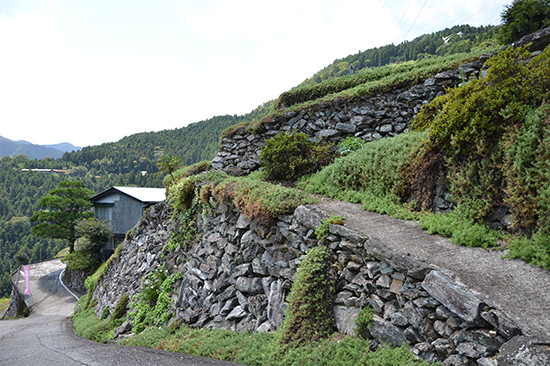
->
[92,199,525,365]
[212,59,488,176]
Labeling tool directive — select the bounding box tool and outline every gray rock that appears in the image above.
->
[456,342,488,359]
[226,305,247,320]
[318,129,339,138]
[235,277,263,294]
[267,279,287,329]
[370,315,406,346]
[422,270,485,323]
[334,305,360,334]
[480,309,522,340]
[496,336,550,366]
[335,122,357,134]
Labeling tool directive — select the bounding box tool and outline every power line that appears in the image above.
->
[403,0,429,41]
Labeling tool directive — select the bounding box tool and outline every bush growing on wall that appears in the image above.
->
[279,245,336,346]
[259,132,335,181]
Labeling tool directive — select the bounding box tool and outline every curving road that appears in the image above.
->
[0,259,241,366]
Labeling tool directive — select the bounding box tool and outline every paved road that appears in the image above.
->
[317,201,550,340]
[0,260,241,366]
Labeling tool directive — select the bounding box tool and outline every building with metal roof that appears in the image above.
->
[90,186,166,253]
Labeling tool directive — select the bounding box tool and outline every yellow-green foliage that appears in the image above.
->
[298,131,426,200]
[279,246,336,346]
[168,170,317,224]
[315,215,345,239]
[207,176,317,224]
[163,160,212,186]
[413,46,550,155]
[277,51,491,109]
[121,323,430,366]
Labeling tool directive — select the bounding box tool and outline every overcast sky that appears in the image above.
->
[0,0,510,147]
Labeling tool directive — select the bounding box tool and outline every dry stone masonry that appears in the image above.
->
[212,60,487,176]
[91,198,541,365]
[213,27,550,178]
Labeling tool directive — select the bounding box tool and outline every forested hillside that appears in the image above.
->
[301,24,497,86]
[62,103,274,175]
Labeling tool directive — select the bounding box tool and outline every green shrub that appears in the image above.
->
[129,266,180,333]
[355,306,374,340]
[111,293,130,321]
[315,215,345,239]
[507,232,550,269]
[338,137,368,156]
[279,246,336,346]
[62,249,101,271]
[411,46,550,237]
[101,306,111,320]
[259,131,335,181]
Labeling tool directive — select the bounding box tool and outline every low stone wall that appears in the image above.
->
[92,199,528,365]
[63,268,90,295]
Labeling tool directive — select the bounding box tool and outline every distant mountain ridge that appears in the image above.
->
[0,136,81,159]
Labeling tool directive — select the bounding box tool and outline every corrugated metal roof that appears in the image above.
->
[91,186,166,203]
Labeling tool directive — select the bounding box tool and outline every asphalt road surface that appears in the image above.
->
[0,259,241,366]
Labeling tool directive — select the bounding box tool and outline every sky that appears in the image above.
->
[0,0,511,147]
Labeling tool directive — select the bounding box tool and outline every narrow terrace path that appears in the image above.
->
[315,200,550,340]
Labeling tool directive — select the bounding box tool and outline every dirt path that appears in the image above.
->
[314,200,550,340]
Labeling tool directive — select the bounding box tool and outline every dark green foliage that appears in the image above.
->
[412,46,550,227]
[156,154,182,184]
[355,306,374,340]
[101,306,111,320]
[259,132,335,181]
[497,0,550,44]
[62,218,112,271]
[62,103,274,176]
[111,293,130,321]
[0,156,162,298]
[31,181,94,252]
[279,246,336,346]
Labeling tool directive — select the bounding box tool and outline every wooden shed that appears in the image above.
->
[90,186,166,252]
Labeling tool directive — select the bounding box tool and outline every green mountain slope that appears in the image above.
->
[0,136,68,160]
[301,24,498,87]
[61,103,274,175]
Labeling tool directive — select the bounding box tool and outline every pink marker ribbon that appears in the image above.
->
[23,265,30,295]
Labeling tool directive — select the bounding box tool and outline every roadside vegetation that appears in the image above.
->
[0,297,9,315]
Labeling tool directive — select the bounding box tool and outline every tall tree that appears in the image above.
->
[498,0,550,44]
[30,181,94,253]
